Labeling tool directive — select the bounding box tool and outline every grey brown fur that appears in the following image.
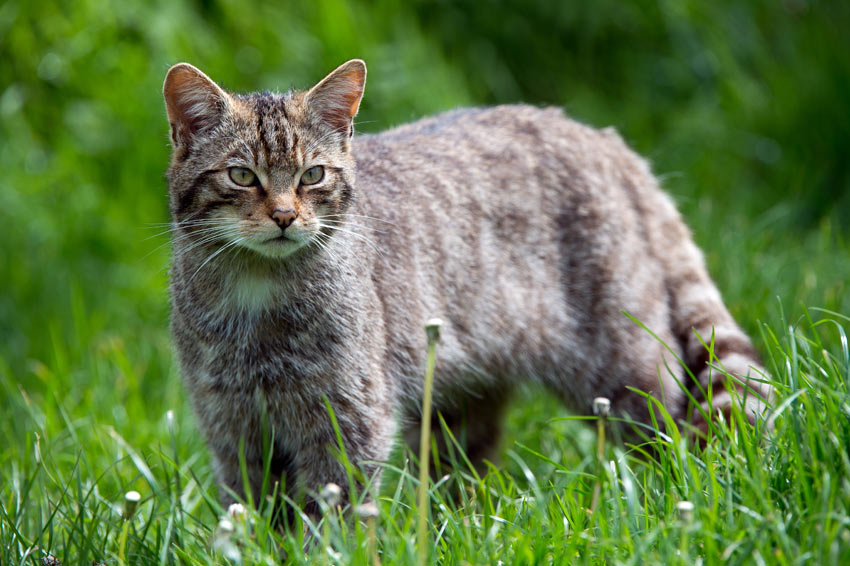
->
[162,60,770,512]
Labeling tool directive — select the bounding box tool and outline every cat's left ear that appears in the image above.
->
[163,63,232,148]
[305,59,366,137]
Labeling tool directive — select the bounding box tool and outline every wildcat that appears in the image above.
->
[163,59,770,514]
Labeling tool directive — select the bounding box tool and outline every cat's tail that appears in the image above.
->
[648,190,771,427]
[602,130,773,428]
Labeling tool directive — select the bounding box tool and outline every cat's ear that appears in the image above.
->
[305,59,366,137]
[163,63,232,147]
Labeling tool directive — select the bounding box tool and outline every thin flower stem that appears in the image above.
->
[591,397,610,513]
[416,318,442,566]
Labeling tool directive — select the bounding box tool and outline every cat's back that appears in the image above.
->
[349,105,669,393]
[353,104,652,222]
[354,104,620,173]
[351,104,657,268]
[357,104,589,144]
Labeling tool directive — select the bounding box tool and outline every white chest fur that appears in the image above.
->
[224,271,279,314]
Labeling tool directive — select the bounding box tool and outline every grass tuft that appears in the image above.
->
[2,310,849,564]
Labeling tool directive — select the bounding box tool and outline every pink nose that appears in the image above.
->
[271,208,297,230]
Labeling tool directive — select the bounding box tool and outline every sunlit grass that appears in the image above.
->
[2,307,849,564]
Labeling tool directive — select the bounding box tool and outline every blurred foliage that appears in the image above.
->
[0,0,848,387]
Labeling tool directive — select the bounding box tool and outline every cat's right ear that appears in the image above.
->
[306,59,367,138]
[163,63,232,147]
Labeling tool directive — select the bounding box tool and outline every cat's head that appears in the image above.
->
[163,60,366,260]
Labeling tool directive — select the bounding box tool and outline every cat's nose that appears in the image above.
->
[271,208,297,230]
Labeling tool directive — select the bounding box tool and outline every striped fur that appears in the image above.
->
[163,61,770,513]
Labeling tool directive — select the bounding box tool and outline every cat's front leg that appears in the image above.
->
[290,396,397,515]
[210,447,271,509]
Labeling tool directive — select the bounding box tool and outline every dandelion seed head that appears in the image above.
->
[593,397,611,417]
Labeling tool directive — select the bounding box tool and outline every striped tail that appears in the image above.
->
[599,127,771,428]
[652,194,771,427]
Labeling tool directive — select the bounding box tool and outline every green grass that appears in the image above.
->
[2,309,850,564]
[2,0,849,564]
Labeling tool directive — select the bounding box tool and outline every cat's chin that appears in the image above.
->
[240,236,311,261]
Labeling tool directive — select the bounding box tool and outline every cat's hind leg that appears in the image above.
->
[403,389,511,479]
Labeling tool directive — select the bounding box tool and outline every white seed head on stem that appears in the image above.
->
[320,482,342,508]
[593,397,611,417]
[216,518,235,535]
[123,490,141,519]
[425,318,443,343]
[227,502,246,521]
[354,501,379,520]
[676,500,695,522]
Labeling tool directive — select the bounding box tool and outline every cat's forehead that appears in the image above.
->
[228,90,311,168]
[240,90,296,124]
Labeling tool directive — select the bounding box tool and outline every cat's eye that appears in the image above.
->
[228,167,257,187]
[300,166,325,186]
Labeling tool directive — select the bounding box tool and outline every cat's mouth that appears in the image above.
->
[246,229,311,259]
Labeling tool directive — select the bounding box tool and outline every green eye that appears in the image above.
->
[300,165,325,186]
[228,167,257,187]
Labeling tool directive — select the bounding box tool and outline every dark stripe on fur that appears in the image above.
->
[176,170,215,218]
[686,332,760,392]
[192,199,232,220]
[254,94,273,166]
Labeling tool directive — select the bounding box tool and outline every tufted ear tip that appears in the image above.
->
[163,63,231,146]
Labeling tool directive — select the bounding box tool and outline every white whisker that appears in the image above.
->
[317,223,383,256]
[322,213,396,226]
[187,237,245,285]
[141,226,238,260]
[147,218,234,228]
[318,218,388,235]
[144,222,236,243]
[309,233,338,264]
[179,229,241,257]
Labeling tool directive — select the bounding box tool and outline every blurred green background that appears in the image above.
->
[1,0,848,440]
